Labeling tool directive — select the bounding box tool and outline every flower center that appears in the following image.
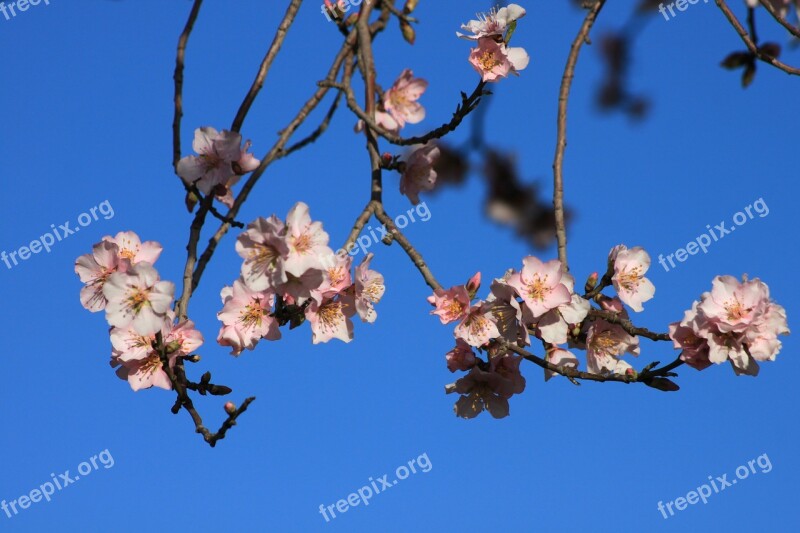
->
[617,267,642,292]
[724,298,750,321]
[292,233,313,254]
[524,274,550,302]
[239,298,265,330]
[127,289,150,314]
[478,50,501,71]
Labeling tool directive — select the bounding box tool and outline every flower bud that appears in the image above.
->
[403,0,419,14]
[584,272,598,293]
[224,402,237,415]
[400,20,416,45]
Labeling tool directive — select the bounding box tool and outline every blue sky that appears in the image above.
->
[1,1,798,531]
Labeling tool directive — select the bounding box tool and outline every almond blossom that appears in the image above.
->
[400,143,439,206]
[283,202,332,278]
[305,294,356,344]
[446,353,525,419]
[454,302,501,347]
[103,231,163,267]
[469,37,530,82]
[102,262,175,336]
[445,339,477,372]
[428,284,471,325]
[544,347,579,382]
[485,276,529,347]
[311,253,352,303]
[610,245,655,312]
[111,318,204,391]
[354,253,385,323]
[382,69,428,130]
[176,126,260,198]
[670,276,789,376]
[506,256,572,318]
[530,272,590,345]
[217,280,280,356]
[585,319,640,375]
[457,4,527,40]
[235,215,289,291]
[75,241,122,312]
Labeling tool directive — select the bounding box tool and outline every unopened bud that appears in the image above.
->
[224,402,237,415]
[185,354,201,363]
[164,340,183,354]
[584,272,599,293]
[185,190,198,213]
[466,272,481,299]
[400,20,416,45]
[403,0,419,14]
[381,152,393,165]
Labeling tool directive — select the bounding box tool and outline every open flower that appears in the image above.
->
[457,4,527,40]
[176,126,260,197]
[103,231,163,267]
[305,294,356,344]
[75,240,122,312]
[469,37,529,82]
[545,347,579,382]
[506,256,571,318]
[445,339,477,372]
[611,245,655,312]
[454,301,501,347]
[400,143,439,205]
[283,202,332,278]
[382,69,428,130]
[585,320,640,375]
[354,253,385,323]
[236,215,289,291]
[531,272,590,345]
[102,263,174,336]
[217,280,280,356]
[428,284,471,325]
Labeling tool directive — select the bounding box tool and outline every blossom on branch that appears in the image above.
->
[102,262,175,336]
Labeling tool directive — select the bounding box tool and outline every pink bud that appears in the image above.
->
[224,402,236,415]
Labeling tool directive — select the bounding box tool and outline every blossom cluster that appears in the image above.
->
[218,201,385,355]
[458,4,530,82]
[176,126,261,207]
[75,232,204,391]
[433,244,788,419]
[669,275,789,376]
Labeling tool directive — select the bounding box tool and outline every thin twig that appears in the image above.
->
[553,0,607,270]
[172,0,204,170]
[759,0,800,39]
[374,206,441,291]
[230,0,305,133]
[716,0,800,75]
[588,309,671,341]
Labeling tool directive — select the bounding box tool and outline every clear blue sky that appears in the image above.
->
[1,1,798,531]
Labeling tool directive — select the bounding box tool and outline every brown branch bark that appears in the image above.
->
[553,0,607,270]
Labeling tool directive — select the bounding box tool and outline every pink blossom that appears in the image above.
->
[312,253,353,302]
[400,144,439,205]
[176,127,260,197]
[611,245,655,312]
[454,301,501,347]
[103,231,163,268]
[457,4,526,40]
[102,263,175,336]
[283,202,332,278]
[486,277,529,347]
[585,320,640,375]
[305,294,356,344]
[447,354,525,419]
[469,37,529,82]
[75,240,121,312]
[506,256,571,318]
[445,339,477,372]
[673,276,789,376]
[545,347,579,382]
[354,253,385,323]
[110,318,203,392]
[217,280,280,356]
[428,285,471,325]
[382,69,428,130]
[236,215,289,291]
[532,272,590,345]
